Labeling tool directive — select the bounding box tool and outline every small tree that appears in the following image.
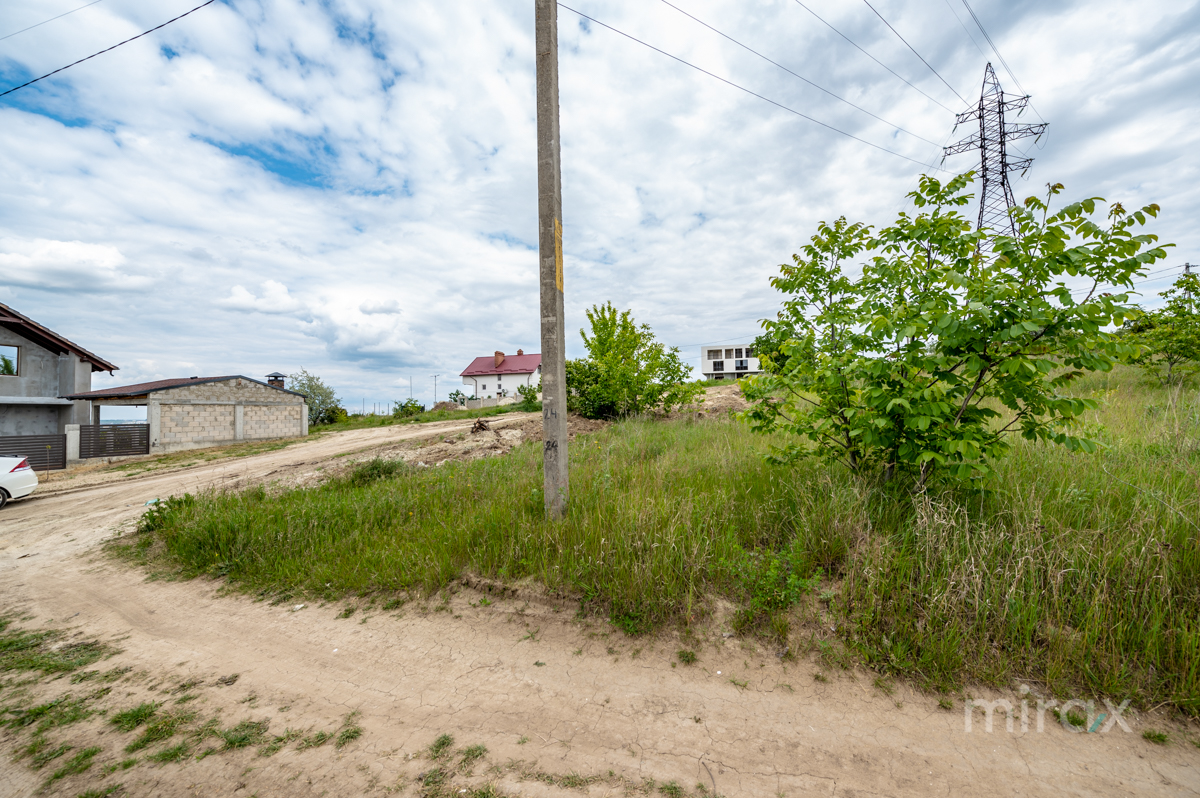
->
[288,369,341,426]
[1128,273,1200,387]
[567,302,704,419]
[516,382,541,412]
[742,173,1170,487]
[392,398,424,418]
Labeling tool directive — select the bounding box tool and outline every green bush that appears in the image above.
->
[743,173,1169,488]
[566,302,704,419]
[392,399,425,418]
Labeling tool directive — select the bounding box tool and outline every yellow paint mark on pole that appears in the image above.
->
[554,218,564,292]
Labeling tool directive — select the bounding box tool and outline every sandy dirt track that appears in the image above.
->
[1,416,1198,797]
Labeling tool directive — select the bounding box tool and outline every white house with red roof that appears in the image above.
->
[459,350,541,400]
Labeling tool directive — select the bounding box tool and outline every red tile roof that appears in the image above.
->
[63,376,304,400]
[460,353,542,377]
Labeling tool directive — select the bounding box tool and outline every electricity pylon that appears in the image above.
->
[943,63,1046,237]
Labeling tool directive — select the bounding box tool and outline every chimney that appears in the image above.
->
[494,351,505,369]
[266,372,286,389]
[517,348,524,356]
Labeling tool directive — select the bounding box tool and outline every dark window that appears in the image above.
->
[713,361,725,372]
[735,360,749,371]
[0,344,17,376]
[745,346,755,357]
[735,348,743,359]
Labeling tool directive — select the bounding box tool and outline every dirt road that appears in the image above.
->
[1,418,1197,797]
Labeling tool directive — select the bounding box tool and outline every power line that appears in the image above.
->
[0,0,215,99]
[940,0,987,58]
[0,0,105,43]
[861,0,966,104]
[791,0,955,113]
[559,4,945,170]
[656,0,941,147]
[960,0,1044,124]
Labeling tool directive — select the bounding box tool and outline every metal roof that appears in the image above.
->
[0,302,118,373]
[63,375,306,400]
[460,353,542,377]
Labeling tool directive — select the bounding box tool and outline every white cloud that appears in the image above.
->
[218,280,306,315]
[0,0,1196,406]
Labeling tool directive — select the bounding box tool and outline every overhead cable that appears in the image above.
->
[559,4,944,170]
[791,0,955,113]
[860,0,966,104]
[656,0,940,146]
[940,0,987,58]
[0,0,215,99]
[960,0,1044,125]
[0,0,105,44]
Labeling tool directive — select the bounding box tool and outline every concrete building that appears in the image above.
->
[65,376,308,453]
[460,350,541,399]
[701,344,762,381]
[0,302,118,436]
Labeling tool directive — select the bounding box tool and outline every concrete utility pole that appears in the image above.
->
[432,375,440,405]
[536,0,568,518]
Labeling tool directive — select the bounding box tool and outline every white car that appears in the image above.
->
[0,456,38,508]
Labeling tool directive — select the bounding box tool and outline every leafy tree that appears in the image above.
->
[448,389,468,405]
[742,173,1170,488]
[566,302,704,419]
[392,398,425,418]
[0,353,15,376]
[1128,273,1200,387]
[288,369,341,426]
[751,320,795,375]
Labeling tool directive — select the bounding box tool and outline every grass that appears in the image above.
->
[676,649,697,665]
[45,746,101,788]
[120,367,1200,714]
[124,711,193,753]
[1143,729,1170,745]
[219,719,270,750]
[147,742,191,763]
[297,730,332,749]
[110,702,159,732]
[0,617,118,675]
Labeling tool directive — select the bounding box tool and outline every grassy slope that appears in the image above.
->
[124,367,1200,713]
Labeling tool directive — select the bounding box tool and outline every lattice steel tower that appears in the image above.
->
[943,63,1046,236]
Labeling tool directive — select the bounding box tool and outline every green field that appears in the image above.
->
[122,366,1199,714]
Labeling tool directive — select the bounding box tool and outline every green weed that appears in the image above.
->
[44,746,101,788]
[677,649,697,665]
[220,719,270,750]
[124,711,193,753]
[297,730,332,749]
[0,618,117,675]
[147,742,190,763]
[429,733,454,759]
[110,702,159,732]
[1143,729,1170,745]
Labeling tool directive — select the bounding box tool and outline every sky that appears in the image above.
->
[1,0,1197,410]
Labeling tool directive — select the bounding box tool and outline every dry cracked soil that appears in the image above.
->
[1,401,1198,797]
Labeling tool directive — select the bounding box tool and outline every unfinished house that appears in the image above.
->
[65,375,308,454]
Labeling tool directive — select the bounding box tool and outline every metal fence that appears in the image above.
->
[0,434,66,471]
[79,424,150,459]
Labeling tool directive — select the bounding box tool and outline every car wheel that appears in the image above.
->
[0,489,8,510]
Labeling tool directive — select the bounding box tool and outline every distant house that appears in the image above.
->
[65,375,308,453]
[0,302,118,437]
[460,350,541,399]
[701,344,762,381]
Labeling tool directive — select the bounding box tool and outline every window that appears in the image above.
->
[707,349,722,360]
[735,348,743,358]
[482,384,487,390]
[745,346,754,357]
[735,359,749,371]
[497,374,502,381]
[713,360,725,372]
[0,345,16,376]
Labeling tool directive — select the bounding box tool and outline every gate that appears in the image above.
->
[79,424,150,459]
[0,434,67,471]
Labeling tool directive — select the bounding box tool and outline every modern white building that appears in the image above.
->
[700,344,762,381]
[460,350,541,399]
